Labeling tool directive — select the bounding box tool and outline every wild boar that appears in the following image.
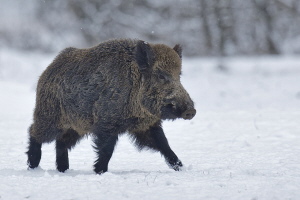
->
[26,39,196,174]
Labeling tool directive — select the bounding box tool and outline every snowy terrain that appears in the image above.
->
[0,49,300,199]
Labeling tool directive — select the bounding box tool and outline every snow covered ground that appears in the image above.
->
[0,49,300,199]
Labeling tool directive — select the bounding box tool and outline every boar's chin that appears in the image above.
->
[160,104,182,120]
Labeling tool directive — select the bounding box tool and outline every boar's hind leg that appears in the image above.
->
[92,133,118,174]
[131,123,183,171]
[27,122,64,169]
[56,129,82,172]
[27,135,42,169]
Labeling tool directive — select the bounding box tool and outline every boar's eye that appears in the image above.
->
[159,74,167,81]
[156,70,170,83]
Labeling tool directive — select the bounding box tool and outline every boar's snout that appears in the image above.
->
[160,80,196,121]
[181,108,196,120]
[161,96,196,120]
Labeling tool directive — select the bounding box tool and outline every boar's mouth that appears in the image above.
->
[160,101,196,120]
[160,103,180,120]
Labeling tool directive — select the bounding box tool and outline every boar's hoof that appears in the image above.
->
[181,108,196,120]
[57,164,69,173]
[94,165,108,175]
[166,158,183,171]
[96,170,106,175]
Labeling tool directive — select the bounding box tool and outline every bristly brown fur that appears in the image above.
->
[26,38,196,174]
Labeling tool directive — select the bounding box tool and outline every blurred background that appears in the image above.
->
[1,0,300,57]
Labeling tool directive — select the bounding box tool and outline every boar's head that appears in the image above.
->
[135,41,196,121]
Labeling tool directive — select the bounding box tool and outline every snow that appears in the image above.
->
[0,50,300,199]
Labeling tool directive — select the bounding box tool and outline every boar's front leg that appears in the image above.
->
[132,123,183,171]
[92,132,118,174]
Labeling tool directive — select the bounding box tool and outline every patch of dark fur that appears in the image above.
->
[57,129,83,150]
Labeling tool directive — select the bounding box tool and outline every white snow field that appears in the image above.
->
[0,49,300,200]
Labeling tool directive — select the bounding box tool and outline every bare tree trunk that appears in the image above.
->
[200,0,213,55]
[214,0,237,56]
[214,0,226,56]
[252,0,279,54]
[227,0,238,48]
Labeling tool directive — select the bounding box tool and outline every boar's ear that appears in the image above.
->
[173,44,182,58]
[135,40,155,73]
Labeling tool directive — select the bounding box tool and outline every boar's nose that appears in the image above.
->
[181,108,196,120]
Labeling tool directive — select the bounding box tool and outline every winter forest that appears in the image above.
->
[2,0,300,56]
[1,1,300,200]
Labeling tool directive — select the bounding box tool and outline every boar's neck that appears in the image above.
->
[125,64,160,132]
